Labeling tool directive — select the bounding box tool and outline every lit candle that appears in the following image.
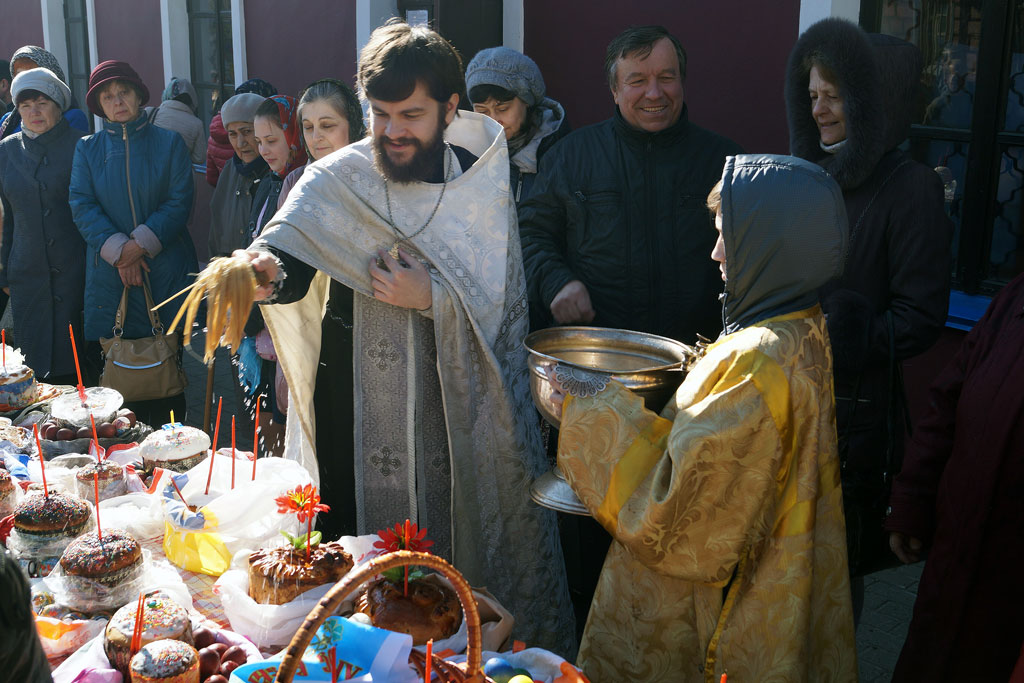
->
[33,423,48,499]
[205,397,222,495]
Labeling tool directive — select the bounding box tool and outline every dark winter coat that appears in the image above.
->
[208,155,270,257]
[786,20,954,572]
[0,118,86,377]
[519,105,742,341]
[885,273,1024,681]
[69,112,197,341]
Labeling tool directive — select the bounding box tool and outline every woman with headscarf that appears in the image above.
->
[0,68,86,383]
[69,60,196,426]
[465,47,570,206]
[276,78,365,540]
[206,78,276,187]
[784,19,954,582]
[550,155,856,681]
[235,94,307,454]
[0,46,88,139]
[148,76,205,164]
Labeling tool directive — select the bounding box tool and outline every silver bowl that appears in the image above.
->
[524,326,697,429]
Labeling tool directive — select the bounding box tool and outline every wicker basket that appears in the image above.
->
[274,550,490,682]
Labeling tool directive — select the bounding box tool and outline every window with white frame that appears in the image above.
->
[188,0,234,126]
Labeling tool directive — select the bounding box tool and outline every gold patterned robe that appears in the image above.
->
[558,307,857,682]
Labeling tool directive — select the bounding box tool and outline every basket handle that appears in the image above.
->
[274,550,486,683]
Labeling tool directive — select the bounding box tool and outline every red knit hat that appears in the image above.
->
[86,60,150,117]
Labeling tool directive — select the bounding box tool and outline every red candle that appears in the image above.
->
[2,328,6,368]
[404,518,411,596]
[93,472,102,541]
[424,639,433,683]
[251,396,261,481]
[205,396,222,495]
[68,323,86,402]
[170,477,190,508]
[33,423,48,499]
[230,415,236,490]
[89,413,101,461]
[720,675,727,683]
[130,592,145,654]
[305,493,313,562]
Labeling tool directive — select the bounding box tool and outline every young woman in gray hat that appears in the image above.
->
[0,68,87,384]
[466,46,570,206]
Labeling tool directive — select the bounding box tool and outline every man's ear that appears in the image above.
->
[444,92,459,125]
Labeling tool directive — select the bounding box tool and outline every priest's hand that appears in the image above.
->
[370,248,432,311]
[233,249,278,301]
[551,279,595,324]
[889,531,923,564]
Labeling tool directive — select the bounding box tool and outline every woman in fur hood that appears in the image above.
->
[785,18,954,586]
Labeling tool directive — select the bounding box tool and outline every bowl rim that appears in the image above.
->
[523,325,695,374]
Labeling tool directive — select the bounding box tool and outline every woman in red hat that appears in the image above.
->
[69,60,198,426]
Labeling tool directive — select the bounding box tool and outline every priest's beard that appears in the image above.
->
[373,113,446,184]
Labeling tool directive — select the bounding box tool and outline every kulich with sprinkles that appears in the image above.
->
[74,460,127,502]
[130,639,200,683]
[0,468,16,517]
[139,424,211,473]
[104,591,194,680]
[59,528,142,586]
[13,491,91,539]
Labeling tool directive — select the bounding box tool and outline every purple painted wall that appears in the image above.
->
[243,0,358,98]
[93,0,165,101]
[1,5,45,62]
[523,0,801,154]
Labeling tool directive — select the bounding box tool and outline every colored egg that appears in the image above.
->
[483,657,517,683]
[513,668,532,677]
[508,676,534,683]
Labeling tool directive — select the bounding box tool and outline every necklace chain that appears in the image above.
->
[385,143,453,259]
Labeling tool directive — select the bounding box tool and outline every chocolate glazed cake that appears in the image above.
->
[247,542,354,605]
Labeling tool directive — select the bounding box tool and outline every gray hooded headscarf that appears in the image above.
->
[718,154,849,333]
[9,46,66,84]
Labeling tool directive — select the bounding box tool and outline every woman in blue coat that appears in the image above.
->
[69,60,196,424]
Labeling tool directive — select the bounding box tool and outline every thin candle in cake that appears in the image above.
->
[2,328,6,368]
[230,415,236,490]
[205,396,222,495]
[33,423,48,499]
[68,323,86,402]
[89,413,101,460]
[93,472,102,541]
[251,395,260,481]
[424,639,433,683]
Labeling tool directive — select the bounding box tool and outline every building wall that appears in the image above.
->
[1,5,45,61]
[243,0,359,97]
[93,0,165,99]
[522,0,801,154]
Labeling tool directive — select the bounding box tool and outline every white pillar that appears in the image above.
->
[503,0,524,52]
[231,0,247,85]
[356,0,399,58]
[160,0,191,86]
[799,0,860,35]
[40,0,70,76]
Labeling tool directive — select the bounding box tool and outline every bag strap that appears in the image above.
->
[112,273,165,336]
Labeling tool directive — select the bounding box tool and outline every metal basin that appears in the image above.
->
[524,326,697,428]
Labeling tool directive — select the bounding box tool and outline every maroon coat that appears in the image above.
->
[886,273,1024,682]
[205,113,233,187]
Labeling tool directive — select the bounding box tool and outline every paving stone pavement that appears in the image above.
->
[857,561,924,682]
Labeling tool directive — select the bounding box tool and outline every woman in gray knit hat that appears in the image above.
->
[0,68,87,382]
[466,46,570,205]
[0,46,89,139]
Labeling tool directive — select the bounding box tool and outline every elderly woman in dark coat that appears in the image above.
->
[0,68,86,383]
[70,60,196,425]
[785,19,954,581]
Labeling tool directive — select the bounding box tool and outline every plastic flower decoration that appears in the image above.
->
[276,484,330,558]
[373,519,434,554]
[276,484,330,524]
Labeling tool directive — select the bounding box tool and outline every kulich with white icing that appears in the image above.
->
[0,364,37,410]
[75,460,127,502]
[104,591,194,680]
[140,426,211,473]
[59,528,142,586]
[130,639,200,683]
[247,541,354,605]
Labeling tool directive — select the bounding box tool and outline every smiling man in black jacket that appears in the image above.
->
[519,25,742,341]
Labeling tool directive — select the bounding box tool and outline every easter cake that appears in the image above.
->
[0,363,37,411]
[129,639,201,683]
[75,459,128,502]
[355,576,463,645]
[104,591,195,680]
[140,425,211,473]
[11,491,91,576]
[59,528,142,586]
[247,541,354,605]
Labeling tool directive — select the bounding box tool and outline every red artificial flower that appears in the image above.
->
[275,484,330,523]
[373,520,434,554]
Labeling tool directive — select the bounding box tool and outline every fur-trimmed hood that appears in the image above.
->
[785,18,923,190]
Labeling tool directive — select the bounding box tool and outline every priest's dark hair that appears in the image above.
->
[357,19,465,105]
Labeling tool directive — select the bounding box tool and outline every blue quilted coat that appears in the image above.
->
[70,112,197,341]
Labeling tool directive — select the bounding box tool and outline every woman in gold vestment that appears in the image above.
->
[553,154,858,682]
